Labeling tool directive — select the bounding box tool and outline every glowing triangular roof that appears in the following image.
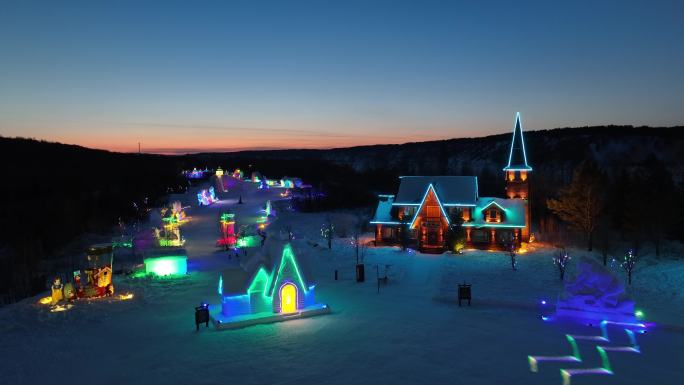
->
[503,112,532,171]
[409,184,451,228]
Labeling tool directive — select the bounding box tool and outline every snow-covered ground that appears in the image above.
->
[2,178,683,385]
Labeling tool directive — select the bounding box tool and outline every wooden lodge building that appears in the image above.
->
[370,113,532,253]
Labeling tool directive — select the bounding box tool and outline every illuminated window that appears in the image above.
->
[487,209,498,222]
[520,171,527,181]
[427,206,440,218]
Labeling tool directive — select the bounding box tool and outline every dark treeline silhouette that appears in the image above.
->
[2,125,683,303]
[0,137,186,304]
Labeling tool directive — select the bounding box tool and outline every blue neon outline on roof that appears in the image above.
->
[392,203,421,206]
[503,112,533,171]
[409,184,451,228]
[462,223,525,228]
[442,203,477,207]
[481,200,507,211]
[369,221,402,225]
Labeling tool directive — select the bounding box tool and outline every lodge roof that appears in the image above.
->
[394,176,478,205]
[370,195,396,224]
[465,197,526,228]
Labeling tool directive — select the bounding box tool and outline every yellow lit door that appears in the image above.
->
[280,283,297,313]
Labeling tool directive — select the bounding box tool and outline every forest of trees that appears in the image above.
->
[0,138,186,303]
[546,156,683,257]
[1,125,683,303]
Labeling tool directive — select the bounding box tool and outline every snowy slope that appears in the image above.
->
[2,178,683,385]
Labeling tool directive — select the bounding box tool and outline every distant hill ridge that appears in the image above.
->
[191,125,684,182]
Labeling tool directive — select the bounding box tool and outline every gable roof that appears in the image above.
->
[409,184,451,228]
[503,112,532,171]
[393,176,478,206]
[222,241,315,298]
[265,243,314,296]
[464,197,526,228]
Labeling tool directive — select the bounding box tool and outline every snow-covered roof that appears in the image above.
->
[370,195,397,224]
[220,268,254,296]
[465,197,526,228]
[223,240,315,298]
[393,176,478,205]
[265,241,315,295]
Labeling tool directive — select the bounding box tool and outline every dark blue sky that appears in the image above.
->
[1,0,682,153]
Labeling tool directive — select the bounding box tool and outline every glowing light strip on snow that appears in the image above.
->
[528,334,581,372]
[531,320,646,385]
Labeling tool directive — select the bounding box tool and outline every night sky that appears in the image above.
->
[1,0,682,153]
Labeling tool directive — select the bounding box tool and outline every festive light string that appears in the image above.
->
[530,320,646,385]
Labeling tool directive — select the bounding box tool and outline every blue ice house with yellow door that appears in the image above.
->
[213,242,330,329]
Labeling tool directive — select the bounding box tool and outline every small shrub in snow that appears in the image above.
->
[553,248,571,281]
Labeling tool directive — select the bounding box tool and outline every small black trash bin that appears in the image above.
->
[195,303,210,330]
[356,264,365,282]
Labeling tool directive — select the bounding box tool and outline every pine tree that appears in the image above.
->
[547,161,604,251]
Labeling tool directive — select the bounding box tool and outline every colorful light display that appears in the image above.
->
[237,235,261,248]
[217,213,237,248]
[144,255,188,276]
[214,243,330,329]
[530,320,647,385]
[156,226,184,247]
[185,168,205,179]
[197,186,217,206]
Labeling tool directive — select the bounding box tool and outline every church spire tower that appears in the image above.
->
[503,112,532,241]
[503,112,532,173]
